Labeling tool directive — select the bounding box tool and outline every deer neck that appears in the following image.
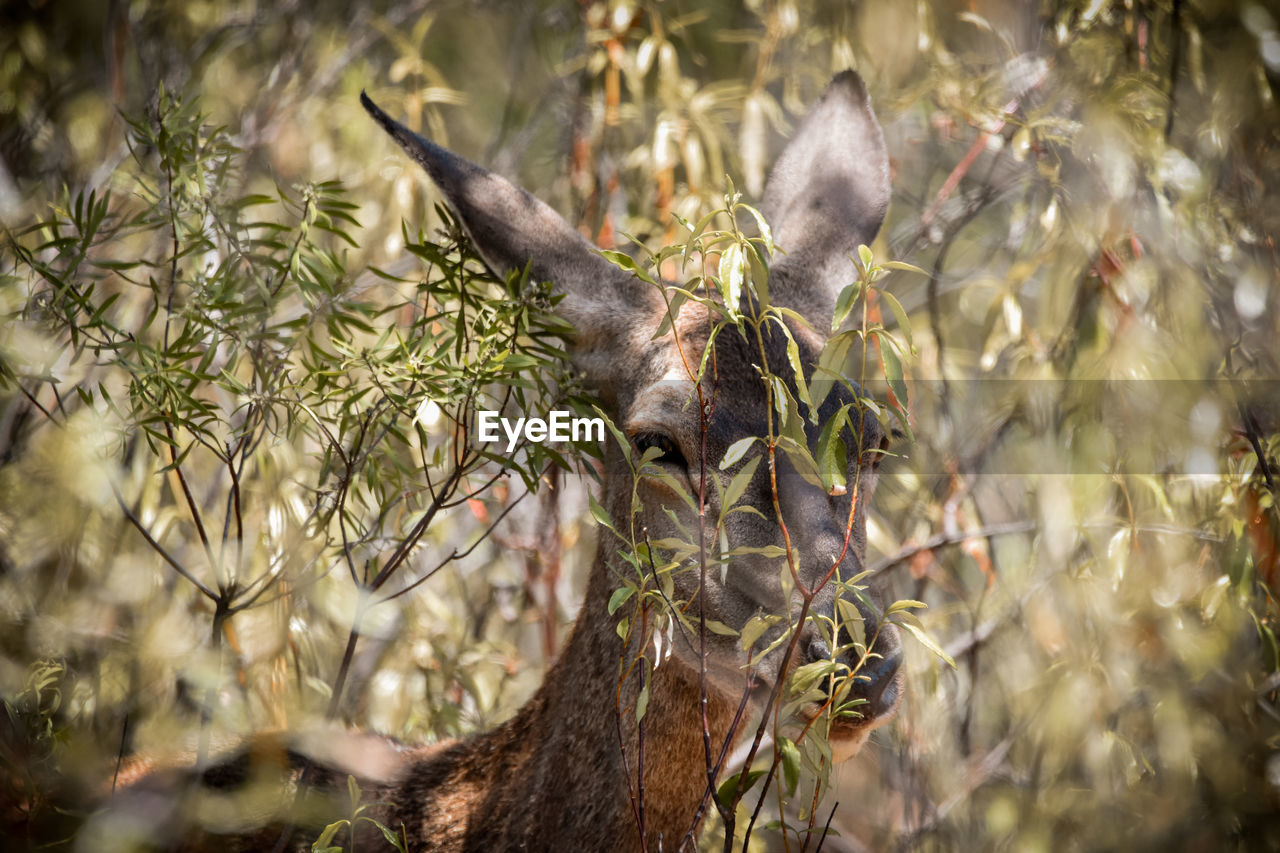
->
[404,542,738,851]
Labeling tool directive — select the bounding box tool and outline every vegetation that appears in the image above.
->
[2,0,1278,850]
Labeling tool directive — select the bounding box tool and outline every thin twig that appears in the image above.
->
[111,713,130,793]
[870,519,1222,580]
[163,423,221,584]
[812,799,839,853]
[1240,403,1278,496]
[376,478,537,604]
[868,521,1036,577]
[112,484,217,600]
[1164,0,1183,140]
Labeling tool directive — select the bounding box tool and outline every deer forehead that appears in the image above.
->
[622,308,846,451]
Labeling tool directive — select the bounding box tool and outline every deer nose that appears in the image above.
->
[855,639,903,716]
[801,620,904,719]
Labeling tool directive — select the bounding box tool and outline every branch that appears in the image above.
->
[375,478,536,604]
[868,521,1036,577]
[112,483,217,601]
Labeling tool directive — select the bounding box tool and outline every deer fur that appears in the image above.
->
[78,69,904,853]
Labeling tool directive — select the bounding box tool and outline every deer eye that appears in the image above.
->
[869,427,896,471]
[634,431,687,469]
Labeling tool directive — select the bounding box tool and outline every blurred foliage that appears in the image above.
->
[1,0,1279,851]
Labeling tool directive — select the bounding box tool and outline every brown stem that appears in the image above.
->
[867,521,1038,577]
[112,484,216,600]
[197,596,230,765]
[325,593,367,720]
[812,798,839,853]
[1164,0,1183,140]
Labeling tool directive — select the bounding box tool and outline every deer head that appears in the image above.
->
[361,69,902,768]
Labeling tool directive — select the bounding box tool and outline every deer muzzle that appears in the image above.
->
[796,591,905,759]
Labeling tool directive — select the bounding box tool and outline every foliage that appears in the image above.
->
[0,660,71,838]
[311,776,407,853]
[2,0,1279,851]
[1,75,593,840]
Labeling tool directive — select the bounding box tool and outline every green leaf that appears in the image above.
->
[724,544,787,559]
[777,435,824,489]
[745,241,770,308]
[831,284,859,334]
[608,585,636,615]
[595,249,657,285]
[790,659,840,694]
[878,289,914,350]
[652,288,690,340]
[882,260,927,275]
[366,817,408,852]
[779,737,801,795]
[648,466,699,513]
[739,613,775,651]
[836,598,867,650]
[720,436,757,469]
[899,620,956,669]
[312,819,349,851]
[885,599,928,615]
[773,306,814,333]
[738,202,774,251]
[769,374,791,429]
[347,775,361,809]
[783,326,815,420]
[811,330,856,409]
[816,407,850,496]
[719,243,744,315]
[703,619,739,637]
[721,455,761,514]
[716,768,767,808]
[589,494,617,534]
[879,336,908,412]
[857,244,874,269]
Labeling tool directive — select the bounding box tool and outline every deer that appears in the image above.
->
[77,69,904,853]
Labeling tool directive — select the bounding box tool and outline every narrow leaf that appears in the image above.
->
[878,289,914,349]
[882,260,927,274]
[721,455,761,513]
[900,620,956,669]
[608,585,636,615]
[879,337,908,413]
[720,436,757,469]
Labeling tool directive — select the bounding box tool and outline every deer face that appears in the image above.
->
[363,70,903,757]
[610,313,902,758]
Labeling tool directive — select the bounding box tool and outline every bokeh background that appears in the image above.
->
[2,0,1279,850]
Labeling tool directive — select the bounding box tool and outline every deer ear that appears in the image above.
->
[759,71,890,330]
[361,93,658,384]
